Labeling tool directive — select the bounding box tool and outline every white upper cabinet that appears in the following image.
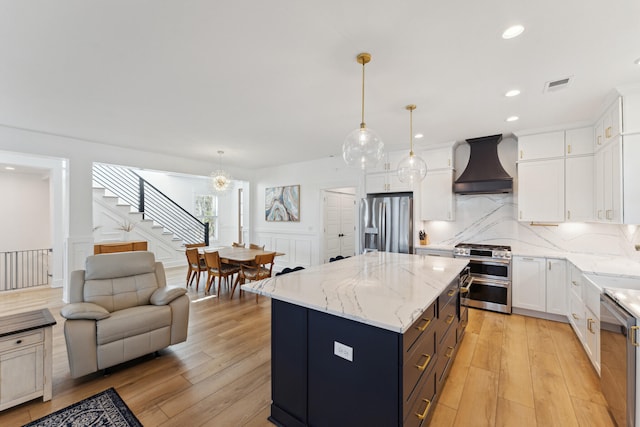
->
[518,158,565,222]
[419,145,455,221]
[421,169,455,221]
[517,131,565,161]
[566,155,594,222]
[365,150,412,194]
[565,127,593,156]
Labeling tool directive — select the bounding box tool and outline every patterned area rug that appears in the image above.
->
[23,388,142,427]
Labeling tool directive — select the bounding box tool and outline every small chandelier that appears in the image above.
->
[211,150,232,194]
[342,52,384,170]
[397,104,427,184]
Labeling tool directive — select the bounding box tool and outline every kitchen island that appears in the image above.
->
[242,252,470,427]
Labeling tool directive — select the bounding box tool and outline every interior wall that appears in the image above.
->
[0,171,51,251]
[251,156,363,267]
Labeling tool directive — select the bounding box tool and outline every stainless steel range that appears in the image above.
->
[453,243,512,314]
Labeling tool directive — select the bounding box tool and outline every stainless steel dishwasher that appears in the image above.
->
[600,292,637,427]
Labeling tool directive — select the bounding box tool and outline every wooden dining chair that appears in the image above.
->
[185,247,207,290]
[231,252,276,301]
[232,242,245,248]
[249,243,265,250]
[203,251,241,296]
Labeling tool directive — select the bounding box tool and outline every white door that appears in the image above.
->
[323,191,356,262]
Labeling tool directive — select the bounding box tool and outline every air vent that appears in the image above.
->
[544,76,572,92]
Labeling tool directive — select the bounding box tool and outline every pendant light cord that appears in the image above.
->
[360,60,366,128]
[409,108,414,156]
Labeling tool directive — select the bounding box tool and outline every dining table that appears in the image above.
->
[198,246,284,264]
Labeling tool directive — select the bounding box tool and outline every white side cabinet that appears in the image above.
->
[512,256,547,312]
[0,309,55,411]
[565,155,594,222]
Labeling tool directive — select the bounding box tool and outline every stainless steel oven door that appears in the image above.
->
[466,258,510,282]
[461,276,511,314]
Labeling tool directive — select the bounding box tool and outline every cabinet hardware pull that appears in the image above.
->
[447,289,456,297]
[415,353,432,371]
[632,326,640,347]
[445,346,454,358]
[571,280,578,287]
[416,318,431,332]
[597,210,603,219]
[519,211,522,220]
[548,261,551,271]
[567,210,571,220]
[587,318,595,334]
[16,339,22,344]
[572,313,579,320]
[448,159,451,167]
[416,399,432,420]
[597,135,602,145]
[522,257,534,261]
[520,150,523,159]
[606,126,612,138]
[446,314,455,325]
[567,144,572,154]
[606,210,613,220]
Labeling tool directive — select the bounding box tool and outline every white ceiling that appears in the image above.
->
[1,0,639,170]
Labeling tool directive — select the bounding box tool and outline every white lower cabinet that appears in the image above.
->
[545,258,567,315]
[512,257,546,312]
[566,262,600,374]
[513,257,566,315]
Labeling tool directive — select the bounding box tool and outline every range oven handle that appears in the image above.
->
[460,257,511,265]
[460,277,474,294]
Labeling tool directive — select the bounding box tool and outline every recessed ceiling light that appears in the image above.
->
[506,116,519,122]
[414,133,424,139]
[635,57,640,66]
[5,166,15,170]
[502,25,524,39]
[505,89,521,97]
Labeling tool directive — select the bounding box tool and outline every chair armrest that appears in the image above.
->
[61,302,110,320]
[151,287,187,305]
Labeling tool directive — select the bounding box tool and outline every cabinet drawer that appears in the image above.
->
[403,330,436,406]
[435,326,457,388]
[436,298,457,346]
[0,330,43,353]
[404,302,436,354]
[404,371,436,427]
[439,281,458,310]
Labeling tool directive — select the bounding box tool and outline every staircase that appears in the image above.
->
[92,163,209,268]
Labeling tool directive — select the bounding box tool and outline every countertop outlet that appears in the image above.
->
[636,244,640,251]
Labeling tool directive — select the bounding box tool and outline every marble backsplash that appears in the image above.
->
[423,194,640,259]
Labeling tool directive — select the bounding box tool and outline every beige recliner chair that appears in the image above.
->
[61,251,189,378]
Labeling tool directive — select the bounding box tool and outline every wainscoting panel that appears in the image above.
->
[254,230,317,270]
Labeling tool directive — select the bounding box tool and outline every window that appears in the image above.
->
[195,194,218,242]
[238,188,244,243]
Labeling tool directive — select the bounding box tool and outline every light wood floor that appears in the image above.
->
[0,267,615,427]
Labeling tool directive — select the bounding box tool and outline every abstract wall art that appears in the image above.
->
[265,185,300,222]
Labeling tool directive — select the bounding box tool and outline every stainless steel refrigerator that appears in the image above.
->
[360,193,413,254]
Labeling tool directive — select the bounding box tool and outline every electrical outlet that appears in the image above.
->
[334,341,353,362]
[635,244,640,251]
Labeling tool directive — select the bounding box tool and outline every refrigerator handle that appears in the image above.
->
[359,199,366,254]
[380,202,386,251]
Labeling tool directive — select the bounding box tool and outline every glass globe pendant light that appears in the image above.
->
[342,52,384,170]
[211,150,232,194]
[397,104,427,184]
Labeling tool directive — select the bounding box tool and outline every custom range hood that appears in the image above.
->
[453,134,513,194]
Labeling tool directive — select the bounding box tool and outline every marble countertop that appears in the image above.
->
[603,288,640,318]
[241,252,469,333]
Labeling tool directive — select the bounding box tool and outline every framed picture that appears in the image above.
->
[265,185,300,222]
